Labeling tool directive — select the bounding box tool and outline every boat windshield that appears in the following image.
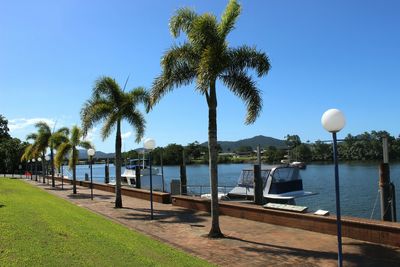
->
[271,167,300,183]
[237,169,270,188]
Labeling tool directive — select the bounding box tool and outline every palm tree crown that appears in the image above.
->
[149,0,270,237]
[81,76,149,208]
[55,125,92,194]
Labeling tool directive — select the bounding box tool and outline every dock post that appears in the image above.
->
[380,137,392,221]
[254,164,263,205]
[180,150,187,195]
[104,159,109,184]
[135,165,141,189]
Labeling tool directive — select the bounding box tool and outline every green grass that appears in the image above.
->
[0,178,211,266]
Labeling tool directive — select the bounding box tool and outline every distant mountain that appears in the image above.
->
[202,135,287,152]
[77,149,115,160]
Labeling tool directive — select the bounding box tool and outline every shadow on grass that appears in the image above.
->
[120,206,208,225]
[224,236,400,267]
[0,204,5,208]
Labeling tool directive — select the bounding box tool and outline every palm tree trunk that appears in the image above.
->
[207,82,223,238]
[72,147,77,194]
[115,119,123,208]
[50,147,55,187]
[42,153,45,184]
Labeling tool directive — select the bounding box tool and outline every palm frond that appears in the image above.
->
[56,127,70,136]
[54,143,71,168]
[93,76,122,105]
[150,44,197,109]
[218,0,241,39]
[21,144,33,161]
[101,114,118,140]
[78,140,93,150]
[169,7,198,37]
[81,98,113,135]
[70,126,82,146]
[69,147,79,169]
[127,87,149,107]
[225,46,271,77]
[221,71,262,124]
[125,109,145,143]
[34,121,51,133]
[189,13,219,50]
[26,133,38,141]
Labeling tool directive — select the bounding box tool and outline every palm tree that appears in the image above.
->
[81,76,149,208]
[55,126,93,194]
[33,122,70,187]
[148,0,270,237]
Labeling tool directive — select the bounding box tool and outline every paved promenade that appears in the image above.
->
[25,179,400,266]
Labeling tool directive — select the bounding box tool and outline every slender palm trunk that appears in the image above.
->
[50,147,55,187]
[72,147,77,194]
[115,119,123,208]
[42,153,45,184]
[208,82,223,238]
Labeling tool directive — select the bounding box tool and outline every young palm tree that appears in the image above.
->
[148,0,270,237]
[34,122,70,187]
[81,76,149,208]
[55,126,93,194]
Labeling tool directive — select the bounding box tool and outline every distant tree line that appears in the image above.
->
[120,131,400,165]
[0,115,29,174]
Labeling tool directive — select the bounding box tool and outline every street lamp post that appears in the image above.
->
[45,155,50,185]
[38,157,43,183]
[87,148,96,200]
[144,138,156,220]
[321,108,346,267]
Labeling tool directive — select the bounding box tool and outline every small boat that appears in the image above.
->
[227,165,316,204]
[289,161,307,170]
[119,159,164,191]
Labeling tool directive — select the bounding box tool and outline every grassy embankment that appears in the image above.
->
[0,178,211,266]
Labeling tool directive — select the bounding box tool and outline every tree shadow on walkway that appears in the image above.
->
[120,206,208,225]
[224,236,400,267]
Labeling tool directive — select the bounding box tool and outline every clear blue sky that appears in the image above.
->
[1,0,399,152]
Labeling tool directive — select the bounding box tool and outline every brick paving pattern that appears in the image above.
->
[25,179,400,267]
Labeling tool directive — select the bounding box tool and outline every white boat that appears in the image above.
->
[118,159,164,191]
[227,165,316,204]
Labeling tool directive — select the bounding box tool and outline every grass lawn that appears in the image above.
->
[0,178,211,266]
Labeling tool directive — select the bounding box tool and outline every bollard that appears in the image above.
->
[379,163,392,221]
[135,166,141,188]
[254,164,263,205]
[104,162,109,184]
[85,173,89,181]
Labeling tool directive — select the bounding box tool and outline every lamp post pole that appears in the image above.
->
[144,138,156,220]
[322,108,346,267]
[45,155,50,185]
[332,131,343,267]
[149,151,153,219]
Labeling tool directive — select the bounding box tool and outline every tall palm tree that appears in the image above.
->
[148,0,270,237]
[34,122,70,187]
[55,126,93,194]
[81,76,149,208]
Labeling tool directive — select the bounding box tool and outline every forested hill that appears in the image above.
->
[201,135,287,152]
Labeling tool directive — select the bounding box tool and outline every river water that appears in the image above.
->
[64,162,400,220]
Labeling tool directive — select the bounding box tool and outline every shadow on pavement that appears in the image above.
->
[120,206,208,225]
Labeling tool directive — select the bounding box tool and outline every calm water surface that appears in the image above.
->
[64,162,400,220]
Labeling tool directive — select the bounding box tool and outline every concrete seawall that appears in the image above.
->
[171,195,400,247]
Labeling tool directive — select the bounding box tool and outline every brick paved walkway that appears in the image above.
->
[25,179,400,266]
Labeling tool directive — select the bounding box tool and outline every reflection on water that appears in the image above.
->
[63,162,400,220]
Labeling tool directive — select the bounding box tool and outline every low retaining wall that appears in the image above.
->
[49,176,171,204]
[172,195,400,247]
